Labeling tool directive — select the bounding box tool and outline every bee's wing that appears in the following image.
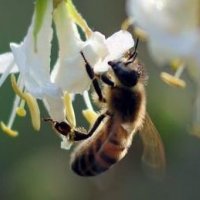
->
[139,113,166,177]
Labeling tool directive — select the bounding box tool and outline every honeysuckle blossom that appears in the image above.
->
[51,2,134,93]
[127,0,200,135]
[93,30,135,73]
[51,2,108,93]
[0,0,135,149]
[126,0,200,65]
[0,0,56,136]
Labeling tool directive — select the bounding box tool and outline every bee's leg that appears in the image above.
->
[80,51,106,103]
[93,79,106,103]
[43,118,71,136]
[73,112,111,141]
[100,74,115,87]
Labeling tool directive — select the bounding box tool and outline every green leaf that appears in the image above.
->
[33,0,48,52]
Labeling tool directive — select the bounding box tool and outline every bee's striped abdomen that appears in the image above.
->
[70,117,134,176]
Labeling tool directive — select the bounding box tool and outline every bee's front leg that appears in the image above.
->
[80,51,106,103]
[100,74,115,87]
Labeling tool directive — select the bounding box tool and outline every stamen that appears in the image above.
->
[7,95,21,128]
[16,108,27,117]
[160,62,186,88]
[134,27,148,41]
[64,92,76,128]
[121,18,147,41]
[160,72,186,88]
[121,18,133,30]
[0,121,18,137]
[174,64,185,78]
[82,109,98,126]
[11,74,41,131]
[16,99,27,117]
[83,90,94,111]
[170,59,184,70]
[22,93,40,131]
[1,94,20,137]
[0,75,24,136]
[66,0,92,38]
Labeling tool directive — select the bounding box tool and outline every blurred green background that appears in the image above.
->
[0,0,200,200]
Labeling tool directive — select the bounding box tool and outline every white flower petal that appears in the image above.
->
[51,1,87,93]
[10,0,59,99]
[127,0,200,73]
[106,30,134,59]
[94,57,110,73]
[52,1,109,93]
[0,52,18,87]
[0,52,18,73]
[53,31,109,93]
[43,93,65,121]
[127,0,199,34]
[53,3,135,93]
[52,54,90,93]
[82,31,108,65]
[94,30,135,73]
[148,30,200,64]
[53,1,84,58]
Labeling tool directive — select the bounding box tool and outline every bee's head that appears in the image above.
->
[108,59,145,87]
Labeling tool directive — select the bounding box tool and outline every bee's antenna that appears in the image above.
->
[43,118,56,125]
[134,37,139,53]
[127,37,139,62]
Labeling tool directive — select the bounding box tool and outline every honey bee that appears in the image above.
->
[45,40,165,176]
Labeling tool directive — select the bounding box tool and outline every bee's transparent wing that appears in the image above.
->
[139,113,166,177]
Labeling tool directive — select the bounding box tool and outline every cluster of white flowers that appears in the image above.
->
[127,0,200,136]
[0,0,134,148]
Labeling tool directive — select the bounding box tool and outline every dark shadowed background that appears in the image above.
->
[0,0,200,200]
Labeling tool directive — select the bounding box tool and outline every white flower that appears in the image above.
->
[52,28,134,93]
[94,30,135,73]
[10,1,60,99]
[126,0,200,68]
[11,1,66,123]
[51,1,135,94]
[51,2,135,93]
[0,0,63,135]
[127,0,200,135]
[0,0,135,149]
[49,2,135,151]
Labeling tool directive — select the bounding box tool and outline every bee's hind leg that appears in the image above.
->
[73,112,111,141]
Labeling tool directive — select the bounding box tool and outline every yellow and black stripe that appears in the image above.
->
[70,118,133,176]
